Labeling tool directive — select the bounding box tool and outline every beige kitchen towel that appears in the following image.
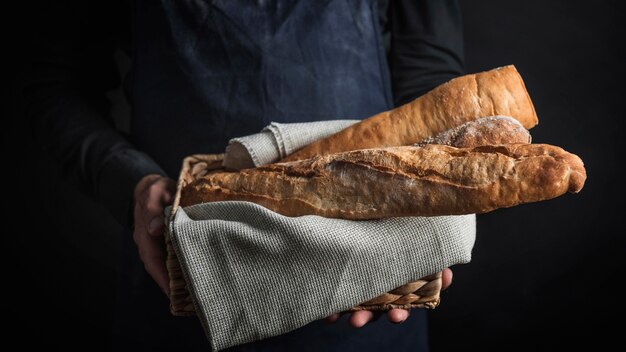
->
[223,119,358,170]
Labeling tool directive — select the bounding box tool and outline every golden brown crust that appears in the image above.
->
[282,66,538,162]
[180,144,586,219]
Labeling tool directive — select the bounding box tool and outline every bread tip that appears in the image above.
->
[568,168,587,194]
[567,156,587,194]
[495,64,516,71]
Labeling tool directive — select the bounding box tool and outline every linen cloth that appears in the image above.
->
[223,120,358,170]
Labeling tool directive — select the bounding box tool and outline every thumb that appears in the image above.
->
[148,216,165,235]
[145,193,167,237]
[142,177,176,236]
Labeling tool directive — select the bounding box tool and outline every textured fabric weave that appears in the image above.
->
[223,120,358,170]
[169,203,475,351]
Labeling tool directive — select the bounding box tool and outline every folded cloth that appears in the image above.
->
[223,120,358,169]
[168,121,477,351]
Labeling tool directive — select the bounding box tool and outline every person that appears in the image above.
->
[21,0,465,350]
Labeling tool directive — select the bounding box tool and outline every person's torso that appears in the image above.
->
[126,2,430,351]
[130,0,392,176]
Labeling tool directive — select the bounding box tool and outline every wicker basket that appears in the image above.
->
[165,154,443,316]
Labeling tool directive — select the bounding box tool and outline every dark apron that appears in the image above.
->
[130,0,394,177]
[115,1,427,351]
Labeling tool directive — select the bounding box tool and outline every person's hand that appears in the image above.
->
[325,268,453,327]
[133,174,176,295]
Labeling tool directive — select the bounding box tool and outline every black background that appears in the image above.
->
[5,0,625,351]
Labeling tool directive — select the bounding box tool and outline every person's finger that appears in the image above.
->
[138,234,169,294]
[441,268,453,291]
[163,177,176,195]
[145,194,164,235]
[133,216,169,295]
[145,178,177,236]
[386,308,409,324]
[145,182,168,236]
[349,310,373,328]
[133,202,148,245]
[157,177,176,202]
[148,217,164,236]
[132,175,175,296]
[325,313,341,324]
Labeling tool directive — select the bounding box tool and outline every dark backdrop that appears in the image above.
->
[5,0,625,351]
[430,1,625,351]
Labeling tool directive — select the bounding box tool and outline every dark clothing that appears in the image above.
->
[22,0,464,227]
[20,0,464,351]
[132,0,394,176]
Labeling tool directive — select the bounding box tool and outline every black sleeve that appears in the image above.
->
[18,1,165,227]
[387,0,465,106]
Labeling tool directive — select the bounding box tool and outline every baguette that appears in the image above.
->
[180,144,586,219]
[282,65,538,162]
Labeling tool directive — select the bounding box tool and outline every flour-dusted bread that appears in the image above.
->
[416,115,531,148]
[282,66,538,162]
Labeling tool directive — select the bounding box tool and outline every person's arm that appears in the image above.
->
[19,2,165,227]
[20,2,172,293]
[387,0,465,106]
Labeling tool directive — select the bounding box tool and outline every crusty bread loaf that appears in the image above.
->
[180,144,586,219]
[282,65,538,162]
[417,115,531,148]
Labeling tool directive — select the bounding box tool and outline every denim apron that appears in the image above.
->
[131,0,394,177]
[116,1,428,351]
